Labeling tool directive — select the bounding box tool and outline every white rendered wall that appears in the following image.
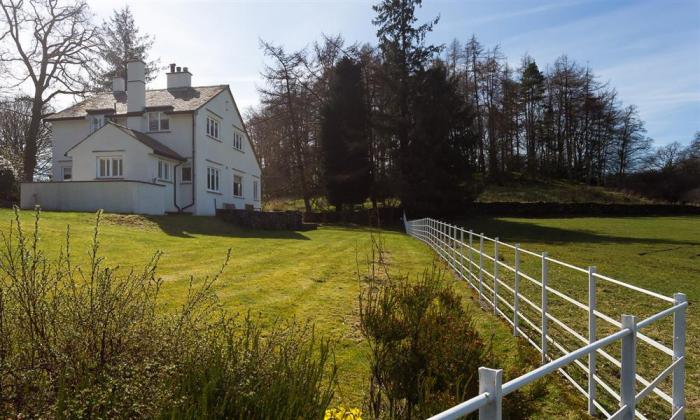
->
[194,90,262,215]
[20,181,167,215]
[66,124,155,182]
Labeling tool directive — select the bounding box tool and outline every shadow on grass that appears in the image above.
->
[145,215,311,240]
[451,216,700,247]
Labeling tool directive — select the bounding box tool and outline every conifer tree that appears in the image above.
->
[98,6,159,90]
[320,58,371,210]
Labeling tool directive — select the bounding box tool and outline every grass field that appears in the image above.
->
[455,215,700,418]
[1,209,696,418]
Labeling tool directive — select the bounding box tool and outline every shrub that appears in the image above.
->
[0,208,336,418]
[358,235,545,419]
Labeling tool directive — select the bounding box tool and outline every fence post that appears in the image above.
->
[468,230,473,278]
[493,238,499,315]
[587,266,597,416]
[513,244,520,337]
[478,367,503,420]
[479,234,484,305]
[541,252,548,365]
[452,225,457,272]
[673,292,687,420]
[620,314,637,420]
[460,229,464,281]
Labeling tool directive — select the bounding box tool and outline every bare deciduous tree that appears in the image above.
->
[0,0,101,181]
[0,96,52,178]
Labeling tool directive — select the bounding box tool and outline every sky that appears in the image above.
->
[83,0,700,147]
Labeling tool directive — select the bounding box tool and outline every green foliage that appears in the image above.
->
[0,208,337,418]
[358,236,546,419]
[160,316,336,419]
[321,57,371,209]
[0,168,17,202]
[402,63,479,215]
[358,236,488,419]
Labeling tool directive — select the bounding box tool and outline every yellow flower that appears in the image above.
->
[324,405,363,420]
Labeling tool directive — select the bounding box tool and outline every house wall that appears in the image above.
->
[20,181,167,215]
[67,124,155,182]
[194,90,262,215]
[47,88,262,216]
[51,119,90,180]
[144,113,194,211]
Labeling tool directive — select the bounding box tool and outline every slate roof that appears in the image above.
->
[46,85,228,121]
[66,121,186,162]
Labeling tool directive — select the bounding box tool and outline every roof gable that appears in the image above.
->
[66,121,185,161]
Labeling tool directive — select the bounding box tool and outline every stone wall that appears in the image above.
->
[216,209,306,230]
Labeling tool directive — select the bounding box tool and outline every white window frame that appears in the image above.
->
[253,179,259,201]
[207,167,220,192]
[181,165,192,183]
[62,166,72,181]
[157,159,172,182]
[148,111,170,132]
[233,130,243,151]
[89,115,104,133]
[206,116,220,139]
[233,174,243,198]
[96,156,123,178]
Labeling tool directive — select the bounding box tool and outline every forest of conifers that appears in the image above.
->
[246,1,699,213]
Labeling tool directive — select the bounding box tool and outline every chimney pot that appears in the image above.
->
[170,63,176,73]
[167,62,192,89]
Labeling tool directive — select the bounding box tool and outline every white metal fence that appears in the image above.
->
[404,217,687,420]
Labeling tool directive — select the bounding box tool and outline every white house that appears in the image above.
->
[20,60,262,215]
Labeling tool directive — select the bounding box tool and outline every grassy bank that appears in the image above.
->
[4,210,695,417]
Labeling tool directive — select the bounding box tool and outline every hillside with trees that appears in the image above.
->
[247,0,699,213]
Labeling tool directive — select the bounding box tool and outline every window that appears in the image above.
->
[253,180,259,201]
[62,167,72,181]
[157,160,171,181]
[181,166,192,183]
[233,131,243,151]
[233,174,243,197]
[89,115,104,133]
[97,157,123,178]
[206,116,220,139]
[148,112,170,132]
[207,167,220,192]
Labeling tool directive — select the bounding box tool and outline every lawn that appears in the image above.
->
[1,209,696,418]
[454,215,700,419]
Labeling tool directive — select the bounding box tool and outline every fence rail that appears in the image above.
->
[403,217,687,420]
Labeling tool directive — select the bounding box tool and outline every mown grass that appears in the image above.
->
[452,215,700,419]
[0,209,587,418]
[4,210,696,418]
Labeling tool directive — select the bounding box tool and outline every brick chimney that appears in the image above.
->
[167,62,192,89]
[112,77,125,93]
[127,60,146,130]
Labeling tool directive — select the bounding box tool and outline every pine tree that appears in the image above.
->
[98,6,159,90]
[320,58,371,210]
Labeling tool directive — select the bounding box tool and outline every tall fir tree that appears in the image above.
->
[372,0,441,207]
[98,6,159,90]
[320,58,371,210]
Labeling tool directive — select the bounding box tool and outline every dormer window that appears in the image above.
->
[89,115,104,133]
[148,112,170,132]
[206,116,220,139]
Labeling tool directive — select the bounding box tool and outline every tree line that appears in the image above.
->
[0,0,158,192]
[248,0,698,214]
